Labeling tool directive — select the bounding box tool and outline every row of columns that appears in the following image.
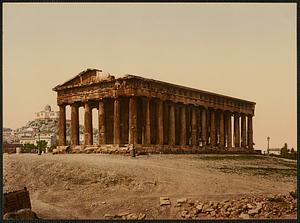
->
[58,97,253,149]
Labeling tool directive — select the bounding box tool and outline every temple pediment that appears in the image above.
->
[53,69,115,91]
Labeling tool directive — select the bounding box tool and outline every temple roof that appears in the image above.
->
[53,69,255,105]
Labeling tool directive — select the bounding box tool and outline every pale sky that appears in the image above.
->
[3,3,297,151]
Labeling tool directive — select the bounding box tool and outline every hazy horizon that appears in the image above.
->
[3,3,296,150]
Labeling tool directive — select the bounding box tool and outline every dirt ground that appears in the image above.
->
[3,153,297,219]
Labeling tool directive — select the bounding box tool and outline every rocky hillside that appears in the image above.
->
[15,119,98,138]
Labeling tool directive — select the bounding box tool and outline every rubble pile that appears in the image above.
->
[53,145,132,155]
[3,209,39,220]
[104,212,146,220]
[171,192,297,219]
[100,192,296,220]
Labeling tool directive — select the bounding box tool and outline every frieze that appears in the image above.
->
[55,73,255,115]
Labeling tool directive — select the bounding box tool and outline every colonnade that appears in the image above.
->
[58,96,253,149]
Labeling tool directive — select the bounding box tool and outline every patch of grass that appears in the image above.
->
[194,154,267,161]
[218,166,297,178]
[271,158,297,168]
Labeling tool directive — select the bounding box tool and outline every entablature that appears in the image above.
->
[55,77,255,115]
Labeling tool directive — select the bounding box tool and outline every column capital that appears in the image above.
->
[233,112,241,117]
[225,110,232,115]
[58,103,67,108]
[187,103,196,108]
[240,113,247,117]
[153,97,165,103]
[200,105,208,110]
[216,109,224,114]
[71,102,80,107]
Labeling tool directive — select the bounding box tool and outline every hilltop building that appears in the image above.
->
[35,105,59,120]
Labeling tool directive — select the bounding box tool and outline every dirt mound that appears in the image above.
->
[3,155,146,193]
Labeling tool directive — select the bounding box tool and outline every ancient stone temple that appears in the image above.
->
[53,69,256,154]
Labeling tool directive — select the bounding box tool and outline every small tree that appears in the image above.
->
[280,143,289,158]
[36,140,48,153]
[290,148,297,160]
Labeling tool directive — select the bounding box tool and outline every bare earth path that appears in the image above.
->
[3,153,297,219]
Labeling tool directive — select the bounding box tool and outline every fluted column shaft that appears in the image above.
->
[143,98,151,145]
[113,98,120,145]
[234,113,240,148]
[84,102,93,145]
[71,104,79,146]
[241,114,246,148]
[219,111,225,147]
[247,115,253,149]
[201,107,207,146]
[227,112,232,148]
[129,97,137,144]
[210,109,216,146]
[98,100,106,144]
[180,105,186,146]
[191,107,197,146]
[169,102,175,146]
[58,105,66,146]
[157,100,164,145]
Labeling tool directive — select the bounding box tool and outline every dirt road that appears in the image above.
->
[3,153,297,219]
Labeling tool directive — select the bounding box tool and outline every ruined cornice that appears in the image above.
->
[53,72,255,106]
[124,75,256,105]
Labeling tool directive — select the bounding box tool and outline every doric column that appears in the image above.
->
[210,109,216,146]
[58,104,66,146]
[219,110,225,147]
[191,106,197,146]
[234,113,240,148]
[180,105,186,146]
[226,112,232,148]
[157,99,164,145]
[201,107,207,146]
[84,102,93,145]
[143,97,151,145]
[247,115,253,149]
[129,97,137,144]
[169,102,175,146]
[241,114,246,148]
[71,103,79,146]
[113,98,120,145]
[98,100,106,144]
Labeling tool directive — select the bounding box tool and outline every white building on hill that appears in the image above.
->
[35,105,59,120]
[268,148,281,155]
